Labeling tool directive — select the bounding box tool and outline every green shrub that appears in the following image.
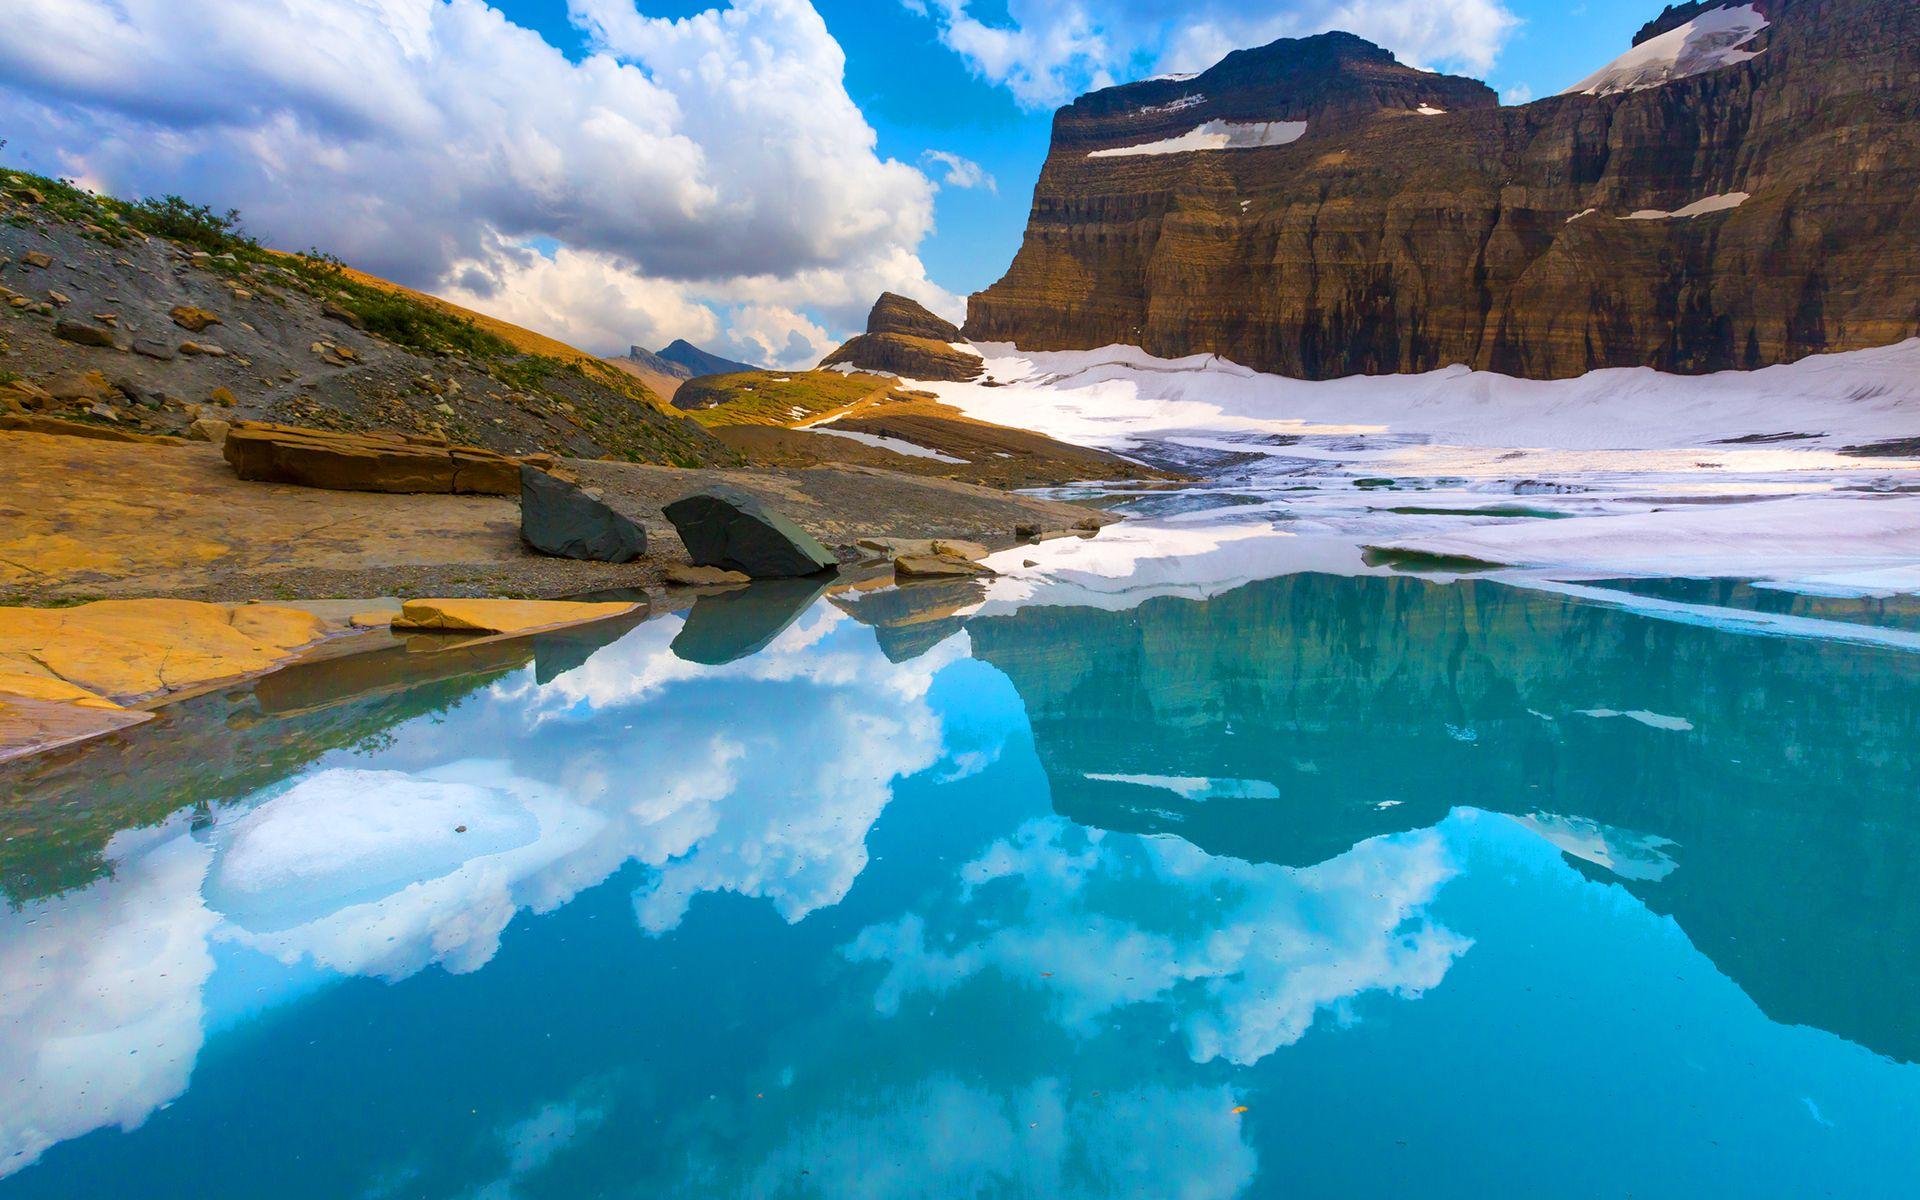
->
[124,194,251,255]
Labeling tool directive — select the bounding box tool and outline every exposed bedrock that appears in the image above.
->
[966,0,1920,380]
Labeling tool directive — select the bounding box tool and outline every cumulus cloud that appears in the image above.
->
[846,817,1472,1065]
[0,822,217,1179]
[0,603,995,1175]
[904,0,1522,109]
[922,150,998,193]
[0,0,956,357]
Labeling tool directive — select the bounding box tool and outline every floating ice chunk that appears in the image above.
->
[1577,708,1695,732]
[205,767,543,933]
[1567,4,1769,96]
[1090,120,1307,158]
[1624,192,1749,220]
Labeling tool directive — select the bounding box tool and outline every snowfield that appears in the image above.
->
[911,339,1920,606]
[1090,119,1308,158]
[1567,4,1770,96]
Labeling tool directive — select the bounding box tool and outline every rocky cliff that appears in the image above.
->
[966,0,1920,380]
[821,293,985,381]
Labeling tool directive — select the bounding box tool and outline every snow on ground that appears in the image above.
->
[1089,120,1307,158]
[809,426,968,464]
[915,339,1920,601]
[1566,4,1769,96]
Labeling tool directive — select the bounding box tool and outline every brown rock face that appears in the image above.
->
[819,293,986,382]
[820,332,985,382]
[222,421,553,495]
[868,292,963,341]
[967,0,1920,380]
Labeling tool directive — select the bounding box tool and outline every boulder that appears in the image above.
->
[187,417,231,444]
[170,305,221,332]
[895,554,996,579]
[43,370,117,404]
[662,486,838,578]
[519,465,647,563]
[0,379,54,411]
[932,538,991,561]
[856,536,939,560]
[223,421,550,495]
[53,319,122,349]
[20,251,52,269]
[131,338,178,361]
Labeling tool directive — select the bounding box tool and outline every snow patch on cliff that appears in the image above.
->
[1567,4,1769,96]
[1625,193,1750,220]
[1090,120,1307,158]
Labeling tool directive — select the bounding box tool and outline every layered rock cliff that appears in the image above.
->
[966,0,1920,380]
[822,293,985,381]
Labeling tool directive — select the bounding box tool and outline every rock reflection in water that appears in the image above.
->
[968,571,1920,1064]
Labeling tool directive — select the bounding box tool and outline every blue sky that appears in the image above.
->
[0,1,1662,365]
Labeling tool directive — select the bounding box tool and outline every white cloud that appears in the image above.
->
[905,0,1521,109]
[846,817,1472,1065]
[0,821,217,1180]
[0,0,952,355]
[922,149,998,193]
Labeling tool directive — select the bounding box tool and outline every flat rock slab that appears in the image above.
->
[224,421,550,495]
[663,486,838,578]
[895,553,996,578]
[0,599,333,705]
[664,564,752,586]
[390,598,639,635]
[520,466,647,562]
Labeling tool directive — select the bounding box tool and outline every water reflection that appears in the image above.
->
[0,569,1916,1195]
[847,817,1469,1065]
[969,571,1920,1064]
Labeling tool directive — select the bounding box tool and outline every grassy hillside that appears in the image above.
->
[0,166,733,466]
[672,370,895,427]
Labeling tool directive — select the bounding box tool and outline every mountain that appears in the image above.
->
[819,293,985,381]
[966,0,1920,380]
[655,339,761,379]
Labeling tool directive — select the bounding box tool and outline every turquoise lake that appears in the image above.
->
[2,568,1917,1197]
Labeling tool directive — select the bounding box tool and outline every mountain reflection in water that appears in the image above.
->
[0,571,1915,1198]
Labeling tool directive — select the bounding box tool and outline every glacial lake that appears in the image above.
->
[3,566,1918,1198]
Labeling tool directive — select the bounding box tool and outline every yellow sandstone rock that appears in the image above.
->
[0,598,332,705]
[389,598,638,635]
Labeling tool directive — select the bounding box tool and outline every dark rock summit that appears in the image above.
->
[519,466,648,563]
[662,486,838,578]
[869,292,963,342]
[967,0,1920,380]
[820,294,985,382]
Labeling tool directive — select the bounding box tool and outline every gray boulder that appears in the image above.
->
[520,466,647,562]
[662,486,837,578]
